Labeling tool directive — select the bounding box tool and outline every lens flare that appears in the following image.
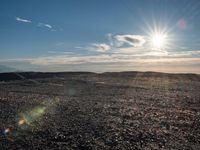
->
[18,106,46,127]
[4,128,11,134]
[18,118,26,126]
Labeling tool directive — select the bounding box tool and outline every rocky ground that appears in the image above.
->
[0,72,200,150]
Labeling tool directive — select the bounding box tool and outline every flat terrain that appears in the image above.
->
[0,72,200,150]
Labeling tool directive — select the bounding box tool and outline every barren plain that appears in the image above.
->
[0,72,200,150]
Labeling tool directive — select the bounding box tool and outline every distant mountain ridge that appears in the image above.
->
[0,71,200,82]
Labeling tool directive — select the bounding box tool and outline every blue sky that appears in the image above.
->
[0,0,200,73]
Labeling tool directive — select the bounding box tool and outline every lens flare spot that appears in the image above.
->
[18,118,26,126]
[18,106,46,127]
[177,18,187,29]
[4,128,11,134]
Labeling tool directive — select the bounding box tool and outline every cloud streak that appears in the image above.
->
[15,17,31,23]
[38,23,52,29]
[15,16,54,30]
[1,48,200,73]
[1,50,199,66]
[48,51,74,54]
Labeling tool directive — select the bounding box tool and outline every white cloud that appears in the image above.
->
[48,51,74,54]
[15,17,31,23]
[22,55,200,66]
[114,34,146,47]
[1,52,199,67]
[38,23,52,29]
[74,46,84,49]
[72,34,146,53]
[15,17,55,31]
[91,43,111,52]
[106,33,114,46]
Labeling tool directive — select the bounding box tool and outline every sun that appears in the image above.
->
[151,32,167,49]
[143,22,172,52]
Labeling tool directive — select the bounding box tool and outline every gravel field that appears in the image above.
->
[0,72,200,150]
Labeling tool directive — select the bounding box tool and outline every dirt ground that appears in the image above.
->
[0,72,200,150]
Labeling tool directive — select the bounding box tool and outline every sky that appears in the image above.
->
[0,0,200,73]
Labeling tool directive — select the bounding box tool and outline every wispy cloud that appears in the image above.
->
[47,51,74,54]
[74,46,84,49]
[1,48,200,73]
[1,50,200,66]
[114,34,146,47]
[106,33,114,46]
[15,17,31,23]
[72,34,147,54]
[15,17,55,30]
[38,23,52,29]
[91,43,111,52]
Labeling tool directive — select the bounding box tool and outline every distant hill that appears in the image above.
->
[0,71,200,82]
[0,72,95,81]
[102,71,200,80]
